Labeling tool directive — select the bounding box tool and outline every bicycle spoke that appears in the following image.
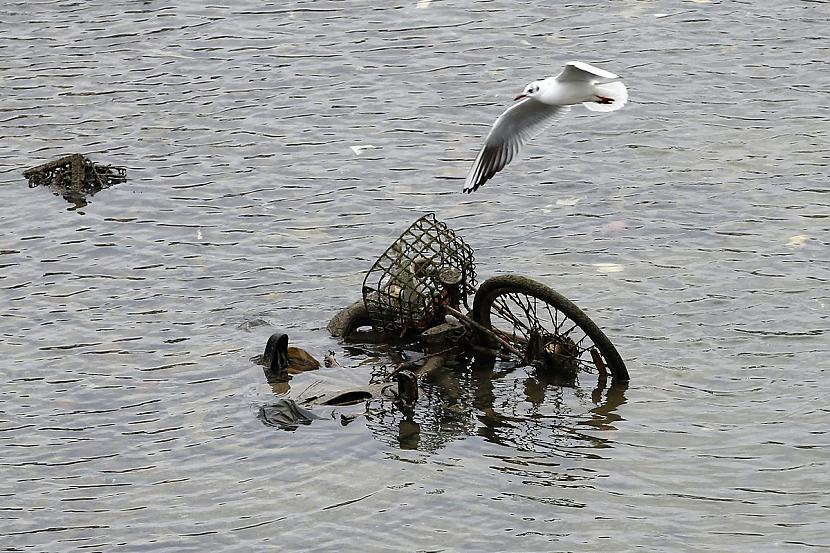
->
[474,275,628,381]
[544,302,561,333]
[559,321,579,338]
[487,291,603,371]
[492,295,532,336]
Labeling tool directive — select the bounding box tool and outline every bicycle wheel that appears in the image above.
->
[472,275,629,382]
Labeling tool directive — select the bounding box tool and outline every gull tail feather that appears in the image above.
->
[583,81,628,113]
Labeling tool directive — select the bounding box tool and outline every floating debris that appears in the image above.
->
[287,347,320,374]
[260,331,320,383]
[350,144,377,155]
[324,350,341,368]
[258,399,321,430]
[362,213,477,335]
[260,215,630,432]
[787,234,808,248]
[593,262,625,274]
[23,153,126,208]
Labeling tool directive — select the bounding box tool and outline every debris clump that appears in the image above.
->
[23,153,126,207]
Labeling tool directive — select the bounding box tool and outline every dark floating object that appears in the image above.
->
[23,153,126,208]
[254,216,630,440]
[261,331,321,384]
[324,350,341,368]
[257,399,321,431]
[326,300,371,339]
[320,390,374,406]
[262,332,290,379]
[362,213,476,336]
[286,347,320,374]
[330,213,629,383]
[395,369,418,406]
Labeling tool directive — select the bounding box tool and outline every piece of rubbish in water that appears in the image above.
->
[350,145,377,155]
[321,390,373,406]
[287,347,320,373]
[590,348,608,379]
[327,301,372,338]
[543,35,570,44]
[415,0,431,8]
[262,332,290,381]
[257,399,321,430]
[23,153,126,208]
[261,331,320,384]
[396,370,418,406]
[542,198,581,213]
[787,234,808,248]
[324,350,341,368]
[237,318,270,332]
[593,263,624,273]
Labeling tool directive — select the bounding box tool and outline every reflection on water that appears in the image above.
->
[351,355,628,454]
[254,330,628,454]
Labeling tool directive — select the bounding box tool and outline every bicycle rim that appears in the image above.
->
[472,275,629,382]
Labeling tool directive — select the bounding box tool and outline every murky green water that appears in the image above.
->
[2,1,828,550]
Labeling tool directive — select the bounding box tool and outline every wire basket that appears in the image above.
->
[362,213,477,334]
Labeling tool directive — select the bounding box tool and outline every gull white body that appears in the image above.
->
[536,78,619,107]
[463,61,628,193]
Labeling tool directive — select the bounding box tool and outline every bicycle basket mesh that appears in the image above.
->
[362,213,476,333]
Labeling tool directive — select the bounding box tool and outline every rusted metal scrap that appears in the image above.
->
[23,153,126,206]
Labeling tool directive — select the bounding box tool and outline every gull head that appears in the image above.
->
[515,80,542,101]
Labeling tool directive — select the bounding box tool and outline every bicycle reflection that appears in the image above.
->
[256,340,627,451]
[364,356,628,452]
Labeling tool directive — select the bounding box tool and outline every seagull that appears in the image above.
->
[463,61,628,193]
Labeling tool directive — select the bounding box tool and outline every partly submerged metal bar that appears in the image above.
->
[23,154,85,189]
[443,305,523,358]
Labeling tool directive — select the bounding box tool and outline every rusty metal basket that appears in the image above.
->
[362,213,477,334]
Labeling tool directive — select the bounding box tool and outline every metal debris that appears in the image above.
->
[362,213,477,335]
[23,153,126,207]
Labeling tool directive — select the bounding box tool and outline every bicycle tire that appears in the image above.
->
[472,274,629,382]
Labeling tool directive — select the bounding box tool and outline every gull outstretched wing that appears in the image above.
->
[463,98,566,193]
[557,61,619,83]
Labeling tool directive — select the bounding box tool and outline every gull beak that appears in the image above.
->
[514,94,527,101]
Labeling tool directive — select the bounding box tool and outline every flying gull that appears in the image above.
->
[463,61,627,193]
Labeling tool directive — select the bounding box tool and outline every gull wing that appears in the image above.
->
[463,98,566,193]
[557,61,619,83]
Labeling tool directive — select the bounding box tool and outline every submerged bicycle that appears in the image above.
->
[329,214,629,384]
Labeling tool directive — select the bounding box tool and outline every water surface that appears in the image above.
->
[2,1,828,551]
